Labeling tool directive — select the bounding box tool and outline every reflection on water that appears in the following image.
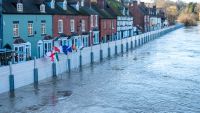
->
[1,25,200,113]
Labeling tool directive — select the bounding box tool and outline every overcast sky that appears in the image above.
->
[141,0,200,3]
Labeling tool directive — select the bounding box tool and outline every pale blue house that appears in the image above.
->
[2,0,53,63]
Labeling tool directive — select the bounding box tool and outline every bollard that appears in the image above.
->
[33,57,38,86]
[115,45,117,55]
[79,54,82,68]
[108,47,111,58]
[90,52,94,64]
[9,62,14,94]
[121,44,124,53]
[100,49,103,61]
[126,42,128,52]
[67,58,71,72]
[135,39,137,48]
[131,41,133,49]
[138,39,140,46]
[52,62,57,78]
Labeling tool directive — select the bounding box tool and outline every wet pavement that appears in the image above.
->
[1,26,200,113]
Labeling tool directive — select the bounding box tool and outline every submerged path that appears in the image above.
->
[1,26,200,113]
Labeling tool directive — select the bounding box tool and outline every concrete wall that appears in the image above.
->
[0,25,182,94]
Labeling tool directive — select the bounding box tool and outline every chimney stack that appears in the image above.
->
[132,1,137,6]
[140,2,145,6]
[85,0,91,7]
[97,0,105,9]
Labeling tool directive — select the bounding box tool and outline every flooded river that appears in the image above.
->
[0,26,200,113]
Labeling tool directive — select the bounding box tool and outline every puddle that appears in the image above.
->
[111,66,124,71]
[57,91,72,97]
[133,57,138,61]
[27,105,39,111]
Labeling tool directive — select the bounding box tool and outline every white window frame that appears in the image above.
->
[51,0,55,9]
[13,23,19,37]
[112,20,114,29]
[91,15,93,27]
[63,0,67,10]
[70,19,75,32]
[37,40,43,58]
[40,4,45,13]
[28,22,33,36]
[17,3,23,12]
[43,40,53,55]
[58,19,63,33]
[81,20,85,32]
[25,42,31,60]
[14,44,26,63]
[41,21,46,35]
[95,15,98,27]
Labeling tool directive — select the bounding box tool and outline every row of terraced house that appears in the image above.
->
[0,0,167,65]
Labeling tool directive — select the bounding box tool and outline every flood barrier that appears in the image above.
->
[0,24,183,95]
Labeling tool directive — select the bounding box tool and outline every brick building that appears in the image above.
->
[49,0,90,48]
[92,0,117,43]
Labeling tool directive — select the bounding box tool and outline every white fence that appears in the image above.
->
[0,25,183,94]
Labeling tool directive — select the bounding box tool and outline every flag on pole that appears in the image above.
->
[62,45,73,55]
[53,46,60,53]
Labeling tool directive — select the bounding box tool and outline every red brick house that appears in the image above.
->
[92,0,117,43]
[47,0,90,48]
[129,1,149,33]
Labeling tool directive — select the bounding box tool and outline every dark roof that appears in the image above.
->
[79,6,99,16]
[92,5,115,19]
[3,0,49,14]
[2,0,86,15]
[13,37,26,44]
[3,44,12,50]
[106,0,125,17]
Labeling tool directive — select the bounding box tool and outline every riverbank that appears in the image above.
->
[0,24,183,95]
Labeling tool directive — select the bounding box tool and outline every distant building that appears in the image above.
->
[106,0,135,39]
[129,1,165,33]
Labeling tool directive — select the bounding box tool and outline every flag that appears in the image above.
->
[62,45,72,55]
[53,46,60,53]
[49,52,55,62]
[55,52,59,61]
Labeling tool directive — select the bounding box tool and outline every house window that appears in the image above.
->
[58,19,63,33]
[91,15,93,27]
[13,22,19,37]
[25,42,31,60]
[70,19,75,32]
[51,0,55,9]
[28,22,33,36]
[40,4,45,13]
[104,21,106,29]
[17,3,23,12]
[81,20,85,32]
[37,40,43,58]
[14,45,25,63]
[14,43,30,63]
[63,0,67,10]
[112,20,114,29]
[95,15,98,27]
[41,21,46,35]
[43,40,52,55]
